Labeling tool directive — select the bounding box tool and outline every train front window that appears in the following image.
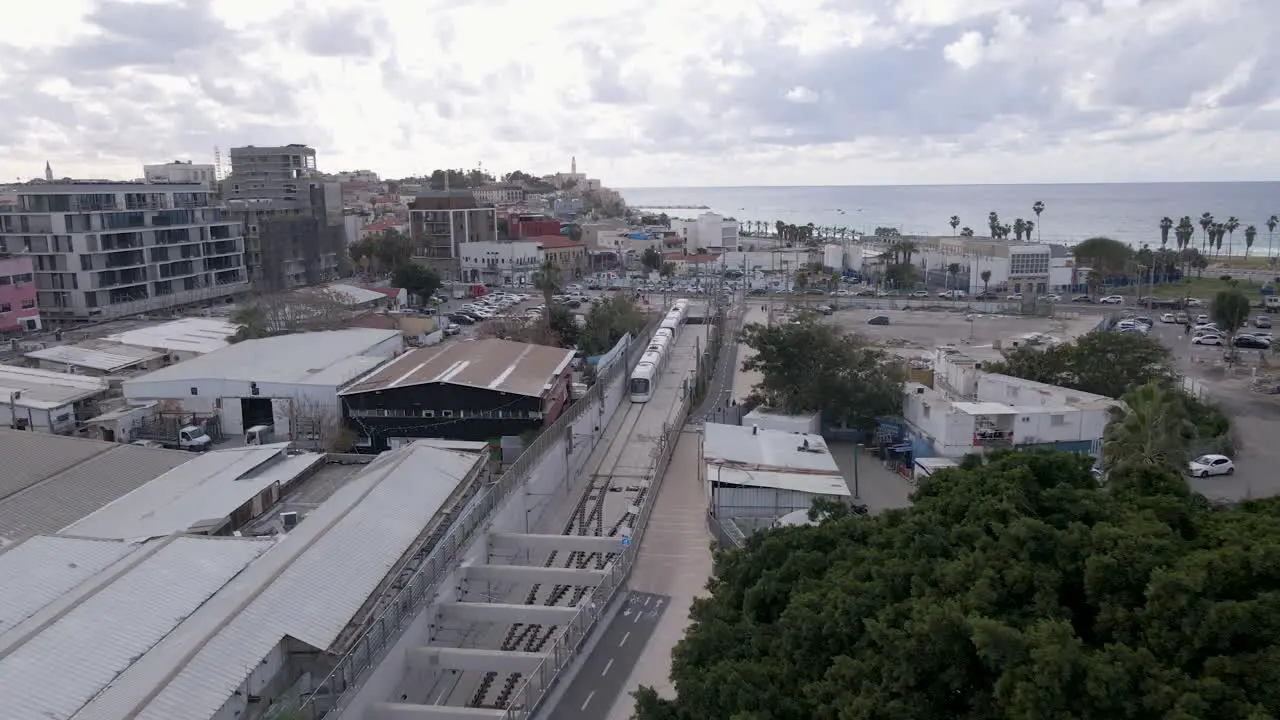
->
[630,378,650,395]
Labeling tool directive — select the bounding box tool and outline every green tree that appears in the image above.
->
[1013,217,1027,242]
[1226,216,1240,255]
[1159,216,1173,249]
[578,295,645,356]
[946,262,961,290]
[390,263,441,305]
[532,258,562,313]
[986,331,1174,399]
[660,262,676,279]
[638,450,1280,720]
[1199,212,1214,251]
[1210,287,1251,344]
[641,247,663,273]
[960,226,975,238]
[1071,237,1133,292]
[1032,199,1045,240]
[1102,382,1196,473]
[229,302,270,342]
[949,215,960,235]
[1268,215,1279,259]
[1245,224,1257,257]
[980,269,991,296]
[738,314,904,431]
[546,304,579,348]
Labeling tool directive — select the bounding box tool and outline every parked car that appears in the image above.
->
[1099,295,1125,304]
[1196,314,1209,324]
[1175,312,1189,324]
[1192,334,1224,345]
[1235,334,1271,349]
[1133,316,1154,328]
[1160,313,1177,323]
[867,315,891,325]
[1071,295,1094,303]
[1188,454,1235,477]
[909,290,929,298]
[973,291,999,300]
[1257,315,1273,328]
[1042,293,1063,303]
[1006,293,1023,301]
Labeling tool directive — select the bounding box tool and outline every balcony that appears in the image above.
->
[103,250,146,269]
[204,240,241,257]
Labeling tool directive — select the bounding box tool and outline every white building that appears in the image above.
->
[122,328,403,437]
[0,364,111,433]
[459,240,543,285]
[901,349,1119,458]
[472,183,527,205]
[0,181,249,322]
[102,317,240,362]
[896,236,1078,295]
[143,161,217,188]
[0,440,489,720]
[742,408,821,435]
[24,340,164,375]
[703,422,850,520]
[670,212,740,253]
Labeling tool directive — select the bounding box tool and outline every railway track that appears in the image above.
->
[470,400,648,709]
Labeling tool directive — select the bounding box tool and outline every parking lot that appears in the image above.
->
[1144,318,1280,501]
[822,306,1101,360]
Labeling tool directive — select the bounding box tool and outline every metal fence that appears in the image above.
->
[496,390,693,720]
[297,327,656,719]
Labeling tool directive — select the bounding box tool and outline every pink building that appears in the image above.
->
[0,257,40,333]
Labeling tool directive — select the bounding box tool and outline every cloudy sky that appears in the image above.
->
[1,0,1277,187]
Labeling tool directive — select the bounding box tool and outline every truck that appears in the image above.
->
[132,417,214,451]
[1264,295,1280,311]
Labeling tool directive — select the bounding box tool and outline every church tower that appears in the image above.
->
[44,161,52,181]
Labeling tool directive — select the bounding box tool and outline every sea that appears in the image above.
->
[620,182,1280,253]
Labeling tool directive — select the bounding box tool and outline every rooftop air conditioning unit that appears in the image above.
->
[280,511,299,530]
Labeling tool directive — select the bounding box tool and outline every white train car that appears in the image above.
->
[629,353,663,402]
[647,333,672,358]
[630,298,690,403]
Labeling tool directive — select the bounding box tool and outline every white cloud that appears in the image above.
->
[0,0,1277,187]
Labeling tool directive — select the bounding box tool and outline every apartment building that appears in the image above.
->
[473,183,526,206]
[407,191,498,281]
[222,144,343,290]
[0,256,40,333]
[670,212,740,252]
[459,241,542,285]
[529,235,587,278]
[0,181,248,323]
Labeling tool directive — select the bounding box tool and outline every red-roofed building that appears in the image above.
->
[364,285,408,307]
[508,213,561,239]
[525,235,587,278]
[360,219,409,240]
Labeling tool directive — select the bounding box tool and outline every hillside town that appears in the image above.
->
[1,147,1279,720]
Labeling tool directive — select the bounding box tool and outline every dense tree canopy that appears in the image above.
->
[390,263,441,304]
[578,295,646,356]
[739,315,904,431]
[636,451,1280,720]
[985,331,1174,399]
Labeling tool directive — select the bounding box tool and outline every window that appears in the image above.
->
[1051,414,1066,426]
[190,386,199,395]
[441,410,453,418]
[0,303,9,313]
[20,300,35,309]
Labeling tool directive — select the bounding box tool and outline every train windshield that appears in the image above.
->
[630,377,650,395]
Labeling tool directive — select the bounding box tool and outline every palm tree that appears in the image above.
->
[946,262,961,290]
[1245,225,1258,257]
[1024,219,1034,241]
[949,215,960,236]
[1199,212,1214,251]
[980,269,992,296]
[533,258,562,320]
[987,211,1000,239]
[1213,223,1226,255]
[1269,215,1279,261]
[1032,200,1045,241]
[1101,382,1194,473]
[1226,216,1240,256]
[1159,217,1173,250]
[960,227,975,238]
[1013,218,1026,242]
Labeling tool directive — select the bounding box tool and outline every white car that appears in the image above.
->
[1006,293,1023,301]
[1192,334,1224,345]
[1196,314,1209,324]
[1099,295,1125,304]
[1188,454,1235,477]
[1043,294,1063,303]
[1160,313,1176,323]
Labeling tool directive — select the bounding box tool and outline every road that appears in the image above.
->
[691,295,746,424]
[554,592,668,720]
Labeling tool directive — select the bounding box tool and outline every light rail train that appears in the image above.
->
[629,299,689,402]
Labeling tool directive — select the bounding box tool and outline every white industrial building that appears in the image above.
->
[0,364,111,433]
[121,328,403,437]
[23,340,164,375]
[459,240,543,285]
[703,422,850,520]
[102,317,239,361]
[0,440,488,720]
[901,348,1119,458]
[670,212,740,253]
[888,236,1079,295]
[742,407,821,435]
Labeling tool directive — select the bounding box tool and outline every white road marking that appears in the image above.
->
[634,610,642,623]
[620,631,631,647]
[603,658,614,676]
[582,691,595,711]
[643,596,651,606]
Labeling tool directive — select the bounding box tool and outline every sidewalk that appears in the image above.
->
[607,430,713,719]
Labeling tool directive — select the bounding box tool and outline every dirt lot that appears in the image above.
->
[824,307,1101,361]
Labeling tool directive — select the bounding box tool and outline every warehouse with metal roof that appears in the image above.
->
[0,365,111,433]
[703,422,850,521]
[9,440,492,720]
[0,429,192,546]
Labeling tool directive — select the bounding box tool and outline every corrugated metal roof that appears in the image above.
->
[0,430,111,504]
[313,282,387,306]
[710,466,850,497]
[0,365,108,410]
[341,338,574,398]
[0,443,192,546]
[61,445,321,540]
[0,535,271,720]
[118,444,483,720]
[24,343,161,372]
[703,423,840,474]
[122,329,401,388]
[101,317,238,354]
[0,536,141,634]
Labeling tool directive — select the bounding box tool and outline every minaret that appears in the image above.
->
[44,161,52,181]
[571,156,577,175]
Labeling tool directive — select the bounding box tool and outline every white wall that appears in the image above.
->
[1009,409,1107,445]
[0,403,66,433]
[210,641,287,720]
[902,385,976,456]
[711,482,832,519]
